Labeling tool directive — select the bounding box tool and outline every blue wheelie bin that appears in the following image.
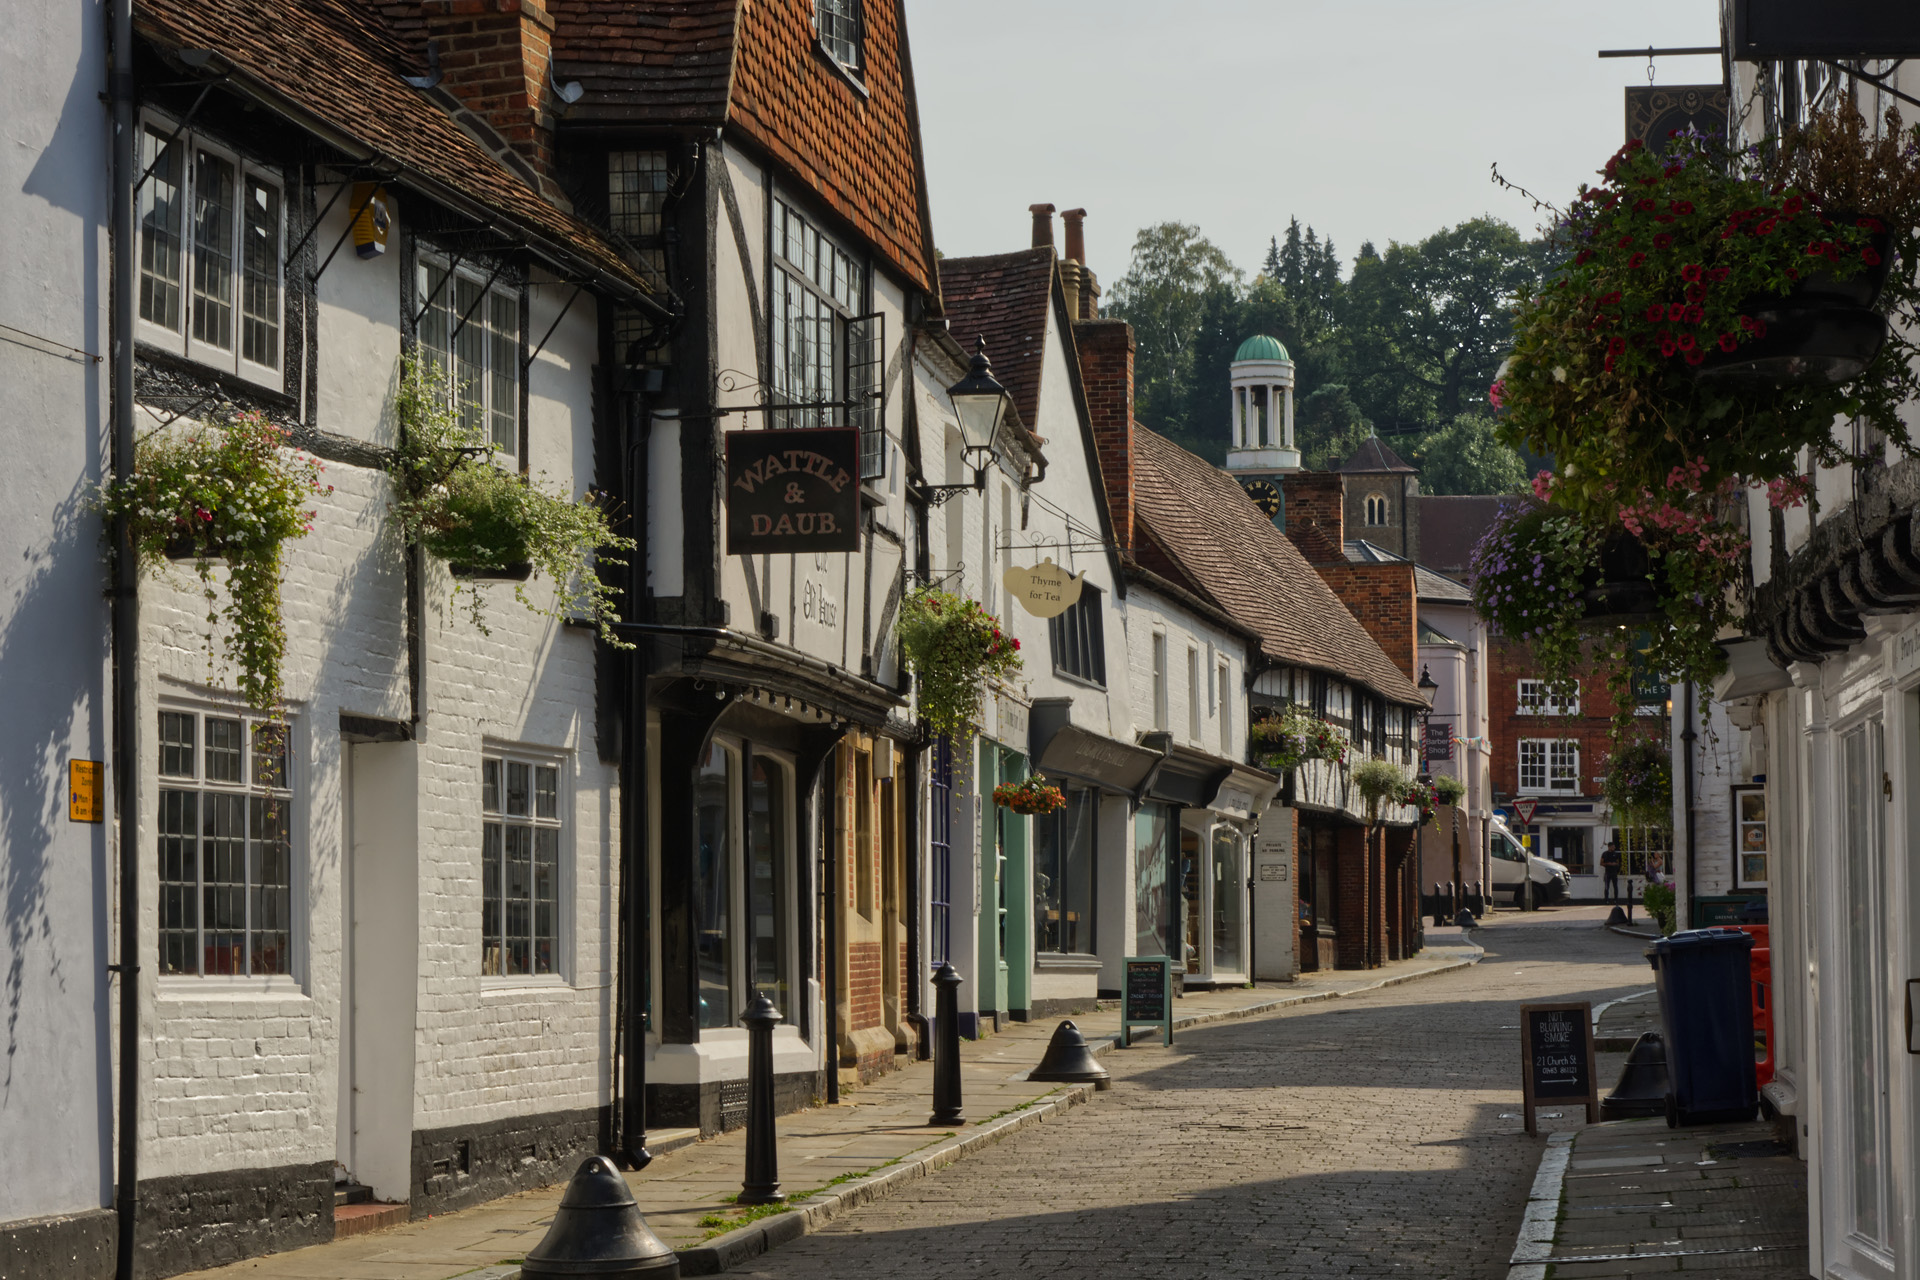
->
[1646,928,1758,1127]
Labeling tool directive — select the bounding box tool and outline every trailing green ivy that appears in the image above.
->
[390,358,633,644]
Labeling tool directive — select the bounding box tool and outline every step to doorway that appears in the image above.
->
[334,1181,374,1208]
[334,1201,409,1238]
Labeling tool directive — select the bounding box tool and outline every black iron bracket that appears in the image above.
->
[1818,58,1920,113]
[409,251,467,328]
[446,253,513,347]
[907,469,985,509]
[131,82,218,196]
[524,281,587,368]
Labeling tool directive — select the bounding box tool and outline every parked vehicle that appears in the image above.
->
[1489,817,1571,906]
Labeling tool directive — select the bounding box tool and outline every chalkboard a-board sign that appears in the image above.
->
[1122,956,1172,1047]
[1518,1001,1598,1135]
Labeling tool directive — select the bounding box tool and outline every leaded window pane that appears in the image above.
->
[159,789,199,975]
[190,149,236,351]
[201,792,247,975]
[139,128,184,330]
[204,716,243,783]
[482,822,504,976]
[481,755,565,980]
[504,824,532,976]
[533,826,558,975]
[240,175,281,368]
[159,712,195,777]
[488,291,518,453]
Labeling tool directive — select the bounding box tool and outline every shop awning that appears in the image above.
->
[1143,740,1279,817]
[1029,699,1163,794]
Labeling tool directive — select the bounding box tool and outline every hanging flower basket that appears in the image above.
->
[895,587,1022,739]
[1492,99,1920,528]
[1249,706,1349,773]
[993,775,1066,815]
[391,359,632,642]
[1603,737,1673,831]
[1400,776,1441,828]
[450,560,535,582]
[1352,757,1408,823]
[95,410,331,711]
[1432,773,1467,809]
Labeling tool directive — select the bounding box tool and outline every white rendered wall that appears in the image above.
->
[0,0,114,1225]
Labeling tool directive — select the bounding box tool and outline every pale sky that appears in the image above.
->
[904,0,1719,284]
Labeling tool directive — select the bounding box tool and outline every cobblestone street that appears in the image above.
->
[738,908,1650,1280]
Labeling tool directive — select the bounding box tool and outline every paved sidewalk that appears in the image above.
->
[1507,1116,1807,1278]
[175,934,1480,1280]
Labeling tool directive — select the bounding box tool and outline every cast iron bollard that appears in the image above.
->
[737,991,784,1205]
[929,962,965,1126]
[520,1155,679,1278]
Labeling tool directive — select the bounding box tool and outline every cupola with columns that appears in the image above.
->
[1223,334,1298,522]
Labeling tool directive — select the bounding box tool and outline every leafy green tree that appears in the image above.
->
[1405,412,1529,496]
[1338,218,1545,436]
[1105,223,1244,428]
[1295,384,1371,471]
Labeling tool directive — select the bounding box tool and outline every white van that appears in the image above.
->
[1490,816,1571,907]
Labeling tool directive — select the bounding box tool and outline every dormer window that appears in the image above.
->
[815,0,862,73]
[136,115,285,388]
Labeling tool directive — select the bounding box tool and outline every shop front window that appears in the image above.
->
[1211,825,1245,974]
[695,744,733,1029]
[748,756,789,1018]
[1035,787,1095,955]
[1133,803,1172,957]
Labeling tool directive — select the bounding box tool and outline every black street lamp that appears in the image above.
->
[911,337,1011,507]
[1415,664,1439,780]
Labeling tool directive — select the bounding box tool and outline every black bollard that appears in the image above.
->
[929,962,965,1126]
[1626,878,1636,924]
[737,991,784,1205]
[1028,1020,1111,1090]
[521,1155,679,1278]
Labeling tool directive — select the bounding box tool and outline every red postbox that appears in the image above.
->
[1734,924,1773,1089]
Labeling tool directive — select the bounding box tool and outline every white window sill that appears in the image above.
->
[482,977,575,998]
[157,975,307,1000]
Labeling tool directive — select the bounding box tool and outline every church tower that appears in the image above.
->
[1223,334,1298,520]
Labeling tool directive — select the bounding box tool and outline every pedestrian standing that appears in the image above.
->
[1600,840,1621,902]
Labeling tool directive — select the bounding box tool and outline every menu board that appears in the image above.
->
[1122,956,1172,1047]
[1519,1001,1598,1135]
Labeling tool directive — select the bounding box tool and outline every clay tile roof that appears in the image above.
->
[937,249,1054,432]
[550,0,934,294]
[1337,434,1416,474]
[134,0,651,295]
[1131,428,1424,705]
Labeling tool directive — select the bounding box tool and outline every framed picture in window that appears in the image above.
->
[1733,785,1767,888]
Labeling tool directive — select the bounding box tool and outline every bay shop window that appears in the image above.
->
[1034,786,1096,956]
[693,741,797,1029]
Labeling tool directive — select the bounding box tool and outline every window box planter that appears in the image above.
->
[163,534,233,565]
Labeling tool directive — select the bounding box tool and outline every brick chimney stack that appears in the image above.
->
[1076,319,1136,552]
[1280,472,1346,563]
[423,0,560,187]
[1029,202,1056,249]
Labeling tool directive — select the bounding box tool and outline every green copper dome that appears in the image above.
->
[1233,334,1290,363]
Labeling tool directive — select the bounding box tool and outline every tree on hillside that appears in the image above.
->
[1405,412,1528,496]
[1295,384,1371,471]
[1339,218,1545,437]
[1106,223,1244,420]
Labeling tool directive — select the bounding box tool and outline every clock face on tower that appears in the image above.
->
[1241,478,1283,517]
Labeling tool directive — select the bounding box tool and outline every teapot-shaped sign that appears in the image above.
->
[1002,558,1085,619]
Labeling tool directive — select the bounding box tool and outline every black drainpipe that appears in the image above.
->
[1681,681,1698,929]
[108,0,141,1271]
[618,392,653,1168]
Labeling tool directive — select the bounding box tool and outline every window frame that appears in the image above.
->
[415,251,525,467]
[1518,737,1581,795]
[1517,678,1581,717]
[480,745,570,986]
[814,0,865,77]
[1218,658,1233,756]
[135,110,287,389]
[1363,493,1388,527]
[1048,581,1108,688]
[1033,784,1097,957]
[155,704,299,986]
[768,193,884,479]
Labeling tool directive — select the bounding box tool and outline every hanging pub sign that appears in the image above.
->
[1002,558,1086,619]
[724,426,861,555]
[1624,85,1728,153]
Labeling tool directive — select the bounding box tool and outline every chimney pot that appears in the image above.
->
[1029,203,1056,250]
[1061,208,1087,264]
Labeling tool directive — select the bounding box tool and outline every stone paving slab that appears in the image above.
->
[173,938,1481,1280]
[1506,1115,1806,1280]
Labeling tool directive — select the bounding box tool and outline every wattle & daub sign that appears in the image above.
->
[724,427,861,555]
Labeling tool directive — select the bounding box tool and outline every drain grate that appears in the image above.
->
[719,1079,749,1131]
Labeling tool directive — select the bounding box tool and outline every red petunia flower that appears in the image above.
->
[1709,266,1730,282]
[1807,241,1829,257]
[1683,304,1704,324]
[1718,332,1738,352]
[1628,252,1647,268]
[1604,354,1616,372]
[1755,219,1777,234]
[1608,336,1627,355]
[1684,348,1705,365]
[1645,304,1666,322]
[1864,247,1883,265]
[1575,250,1593,265]
[1681,263,1703,282]
[1860,216,1885,232]
[1668,302,1687,321]
[1782,196,1804,215]
[1685,284,1706,302]
[1678,333,1697,351]
[1671,200,1695,215]
[1599,291,1622,306]
[1661,338,1678,357]
[1653,233,1675,249]
[1738,315,1758,332]
[1617,235,1635,248]
[1635,198,1656,212]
